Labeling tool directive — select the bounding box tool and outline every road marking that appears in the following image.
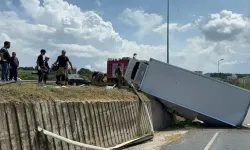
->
[204,132,220,150]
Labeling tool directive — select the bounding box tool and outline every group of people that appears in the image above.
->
[0,41,73,85]
[0,41,19,81]
[1,40,136,88]
[36,49,73,85]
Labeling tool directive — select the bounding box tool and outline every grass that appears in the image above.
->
[0,83,149,103]
[18,69,56,80]
[240,83,250,90]
[18,69,37,80]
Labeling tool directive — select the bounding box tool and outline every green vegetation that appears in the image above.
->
[18,69,56,80]
[239,83,250,90]
[210,73,250,79]
[219,78,250,90]
[78,68,93,80]
[18,69,37,80]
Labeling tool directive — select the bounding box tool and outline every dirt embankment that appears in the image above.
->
[0,83,149,103]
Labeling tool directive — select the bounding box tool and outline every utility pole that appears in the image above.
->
[218,59,224,74]
[167,0,170,64]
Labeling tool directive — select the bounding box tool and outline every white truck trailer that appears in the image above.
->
[124,58,250,127]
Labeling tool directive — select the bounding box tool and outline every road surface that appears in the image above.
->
[163,108,250,150]
[162,129,250,150]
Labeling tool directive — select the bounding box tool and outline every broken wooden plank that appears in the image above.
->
[135,101,143,136]
[112,101,124,143]
[102,102,115,146]
[116,102,127,142]
[61,102,75,150]
[88,102,101,146]
[97,102,108,147]
[0,104,11,150]
[67,102,81,150]
[93,102,105,147]
[5,103,22,150]
[40,102,55,150]
[73,103,86,150]
[122,102,133,140]
[25,103,39,150]
[83,102,95,146]
[48,101,62,150]
[125,102,135,139]
[55,102,69,150]
[33,102,47,150]
[79,102,90,145]
[14,103,31,150]
[129,101,137,138]
[108,102,120,144]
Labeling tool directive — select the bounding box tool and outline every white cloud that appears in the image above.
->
[162,10,250,74]
[120,8,194,39]
[120,8,163,37]
[0,0,167,71]
[85,65,92,70]
[154,23,193,33]
[3,1,250,74]
[198,10,249,41]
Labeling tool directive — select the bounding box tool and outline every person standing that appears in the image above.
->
[133,53,137,59]
[43,57,50,84]
[115,63,122,89]
[0,41,11,81]
[9,52,19,81]
[53,50,73,85]
[36,49,46,84]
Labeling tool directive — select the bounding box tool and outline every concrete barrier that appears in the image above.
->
[0,101,155,150]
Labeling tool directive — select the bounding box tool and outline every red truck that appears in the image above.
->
[106,57,130,82]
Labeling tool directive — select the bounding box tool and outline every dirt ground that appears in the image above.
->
[0,83,149,103]
[126,130,188,150]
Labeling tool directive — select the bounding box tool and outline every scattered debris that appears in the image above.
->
[105,84,116,89]
[192,117,204,124]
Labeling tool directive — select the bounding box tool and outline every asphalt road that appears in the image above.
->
[162,107,250,150]
[162,129,250,150]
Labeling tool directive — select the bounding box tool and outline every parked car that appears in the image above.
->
[68,74,91,86]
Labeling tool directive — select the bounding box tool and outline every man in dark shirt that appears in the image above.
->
[115,63,122,88]
[36,49,46,84]
[43,57,50,84]
[54,50,73,85]
[9,52,19,81]
[0,41,11,81]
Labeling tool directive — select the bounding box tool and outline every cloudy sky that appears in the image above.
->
[0,0,250,73]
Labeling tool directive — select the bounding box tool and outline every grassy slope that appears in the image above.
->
[18,69,56,80]
[18,69,37,80]
[0,83,149,103]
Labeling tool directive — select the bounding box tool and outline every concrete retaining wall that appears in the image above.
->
[0,101,152,150]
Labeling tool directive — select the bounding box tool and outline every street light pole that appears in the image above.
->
[218,59,224,74]
[167,0,170,64]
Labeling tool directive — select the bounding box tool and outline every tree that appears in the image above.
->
[78,68,93,80]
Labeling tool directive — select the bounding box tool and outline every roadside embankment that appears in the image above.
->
[0,84,176,150]
[0,84,148,103]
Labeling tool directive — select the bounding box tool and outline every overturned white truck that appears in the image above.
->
[124,58,250,127]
